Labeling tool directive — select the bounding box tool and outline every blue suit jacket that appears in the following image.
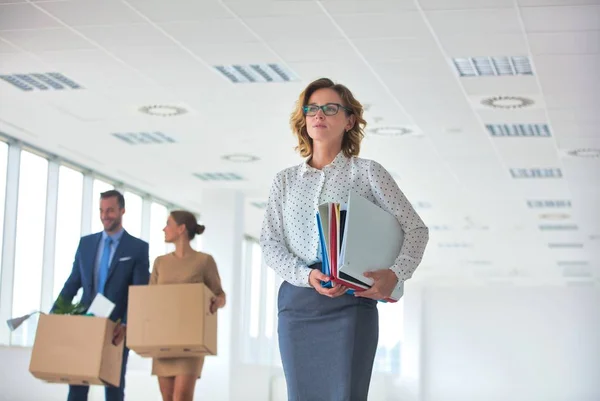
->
[53,230,150,323]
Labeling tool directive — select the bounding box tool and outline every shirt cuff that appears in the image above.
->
[390,255,419,284]
[296,266,313,288]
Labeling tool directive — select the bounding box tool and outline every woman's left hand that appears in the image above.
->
[210,294,226,314]
[354,269,398,300]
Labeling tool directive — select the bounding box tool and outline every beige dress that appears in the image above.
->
[149,251,224,378]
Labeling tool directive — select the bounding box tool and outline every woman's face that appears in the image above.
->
[305,88,355,146]
[163,215,184,243]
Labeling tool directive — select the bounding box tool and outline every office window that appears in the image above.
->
[12,150,48,346]
[0,141,8,279]
[149,202,169,266]
[124,191,142,239]
[53,166,83,299]
[91,179,114,234]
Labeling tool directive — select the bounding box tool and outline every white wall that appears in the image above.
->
[421,286,600,401]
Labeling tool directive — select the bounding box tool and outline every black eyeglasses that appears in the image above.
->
[302,103,353,116]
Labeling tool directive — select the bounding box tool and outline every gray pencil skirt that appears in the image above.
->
[277,271,379,401]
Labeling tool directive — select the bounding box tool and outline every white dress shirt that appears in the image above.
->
[260,151,429,288]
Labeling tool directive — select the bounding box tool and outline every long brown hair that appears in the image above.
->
[170,210,205,240]
[290,77,367,158]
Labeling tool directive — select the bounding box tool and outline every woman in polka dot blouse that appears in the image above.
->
[260,77,429,401]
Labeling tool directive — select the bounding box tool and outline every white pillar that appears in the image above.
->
[194,189,244,401]
[0,144,20,345]
[395,285,424,401]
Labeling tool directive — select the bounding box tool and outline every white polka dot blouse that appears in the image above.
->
[260,151,429,287]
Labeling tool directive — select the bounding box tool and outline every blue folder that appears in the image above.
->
[316,212,355,295]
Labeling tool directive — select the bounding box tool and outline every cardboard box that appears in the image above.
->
[127,283,217,358]
[29,314,123,387]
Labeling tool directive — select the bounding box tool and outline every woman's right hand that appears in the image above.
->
[309,269,348,298]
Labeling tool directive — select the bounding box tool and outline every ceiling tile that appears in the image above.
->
[518,0,600,6]
[439,33,529,56]
[419,0,515,9]
[320,0,417,14]
[223,0,323,17]
[159,19,255,45]
[106,46,217,87]
[528,31,600,55]
[476,108,548,123]
[520,5,600,32]
[0,52,46,72]
[333,12,430,38]
[543,91,600,110]
[533,54,600,87]
[425,8,523,34]
[373,58,455,81]
[242,15,343,41]
[460,76,540,96]
[0,38,18,53]
[189,42,278,65]
[494,138,560,166]
[33,49,150,90]
[267,39,356,63]
[547,108,600,124]
[0,3,62,30]
[125,0,231,23]
[0,28,94,52]
[352,37,441,61]
[77,24,176,48]
[37,0,146,27]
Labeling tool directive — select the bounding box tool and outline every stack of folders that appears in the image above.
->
[316,191,405,303]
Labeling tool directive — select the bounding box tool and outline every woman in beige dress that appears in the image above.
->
[149,210,226,401]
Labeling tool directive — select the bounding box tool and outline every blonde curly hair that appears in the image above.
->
[290,78,367,158]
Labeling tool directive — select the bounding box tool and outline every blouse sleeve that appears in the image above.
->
[149,257,159,285]
[259,173,312,287]
[368,160,429,283]
[203,255,225,296]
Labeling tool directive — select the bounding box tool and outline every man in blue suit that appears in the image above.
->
[53,189,150,401]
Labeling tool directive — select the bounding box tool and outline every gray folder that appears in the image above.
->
[339,191,405,300]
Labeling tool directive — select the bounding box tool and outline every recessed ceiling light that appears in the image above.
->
[539,212,570,220]
[481,96,534,109]
[139,105,187,117]
[222,154,259,163]
[368,127,414,137]
[565,148,600,158]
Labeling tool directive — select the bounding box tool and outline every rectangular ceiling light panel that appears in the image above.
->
[214,63,298,83]
[0,72,82,91]
[510,168,562,178]
[453,56,533,77]
[486,124,551,137]
[112,132,175,145]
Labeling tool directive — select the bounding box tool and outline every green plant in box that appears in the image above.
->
[52,296,87,315]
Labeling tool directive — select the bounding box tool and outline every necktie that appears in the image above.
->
[97,237,113,295]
